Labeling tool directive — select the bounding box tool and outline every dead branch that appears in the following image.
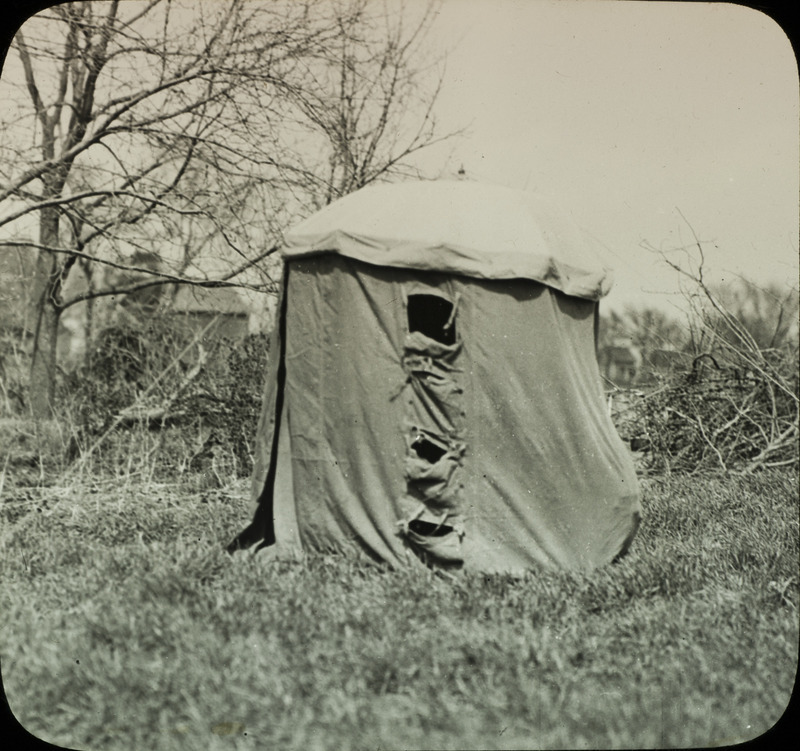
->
[115,344,207,427]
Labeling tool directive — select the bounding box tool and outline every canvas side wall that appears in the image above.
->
[234,253,640,572]
[455,278,641,571]
[281,256,414,564]
[226,265,289,552]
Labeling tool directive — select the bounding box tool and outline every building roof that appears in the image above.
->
[169,284,249,315]
[601,345,638,365]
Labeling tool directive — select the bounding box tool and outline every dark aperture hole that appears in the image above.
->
[408,519,454,537]
[407,294,456,345]
[411,435,447,463]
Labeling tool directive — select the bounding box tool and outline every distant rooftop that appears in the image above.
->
[169,284,249,316]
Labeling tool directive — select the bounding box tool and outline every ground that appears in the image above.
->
[1,471,797,750]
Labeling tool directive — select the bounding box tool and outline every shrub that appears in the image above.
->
[206,333,270,475]
[60,317,269,483]
[627,354,798,474]
[613,250,798,475]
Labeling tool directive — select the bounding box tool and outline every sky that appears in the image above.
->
[410,0,799,313]
[1,0,797,318]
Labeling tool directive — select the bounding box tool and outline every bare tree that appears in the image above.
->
[699,278,799,357]
[600,306,687,355]
[0,0,452,417]
[276,0,453,206]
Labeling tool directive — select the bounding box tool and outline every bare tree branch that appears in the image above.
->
[1,0,457,415]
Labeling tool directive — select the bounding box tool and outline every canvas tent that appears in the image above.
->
[228,180,641,573]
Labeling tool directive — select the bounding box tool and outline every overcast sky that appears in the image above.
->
[2,1,796,316]
[412,0,799,312]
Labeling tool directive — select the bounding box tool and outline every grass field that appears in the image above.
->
[1,470,797,750]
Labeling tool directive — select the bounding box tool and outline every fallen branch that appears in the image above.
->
[115,345,207,427]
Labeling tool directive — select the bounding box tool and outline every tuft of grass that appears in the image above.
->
[0,418,71,488]
[1,471,797,750]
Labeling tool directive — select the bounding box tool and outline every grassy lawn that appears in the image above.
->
[1,470,797,750]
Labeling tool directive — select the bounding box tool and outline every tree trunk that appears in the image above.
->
[28,292,60,419]
[28,209,62,418]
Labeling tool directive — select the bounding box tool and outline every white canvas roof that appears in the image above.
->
[283,180,613,300]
